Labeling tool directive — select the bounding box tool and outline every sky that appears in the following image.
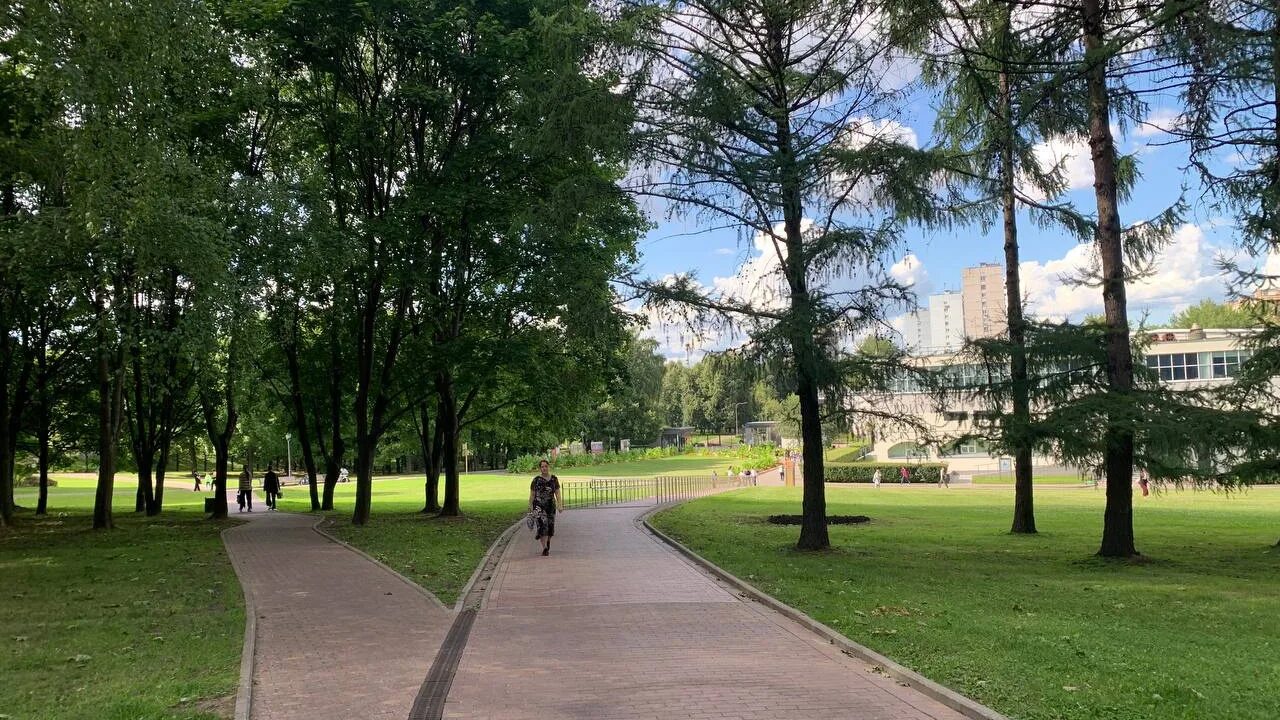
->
[631,98,1279,361]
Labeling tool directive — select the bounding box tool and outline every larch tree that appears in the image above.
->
[629,0,946,549]
[910,0,1089,534]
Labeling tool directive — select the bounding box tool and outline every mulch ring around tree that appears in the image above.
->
[766,515,870,525]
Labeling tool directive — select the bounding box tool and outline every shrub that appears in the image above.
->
[825,462,948,483]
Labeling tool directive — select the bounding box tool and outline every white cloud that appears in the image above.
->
[714,247,735,256]
[1021,224,1233,321]
[1023,135,1094,201]
[889,252,930,293]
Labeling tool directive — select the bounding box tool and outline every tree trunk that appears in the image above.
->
[417,400,442,514]
[1000,61,1036,535]
[437,373,461,517]
[93,335,123,530]
[769,28,828,549]
[0,342,11,527]
[148,439,170,516]
[353,435,375,525]
[284,333,321,511]
[1083,0,1138,558]
[135,452,154,514]
[211,438,229,520]
[322,311,344,511]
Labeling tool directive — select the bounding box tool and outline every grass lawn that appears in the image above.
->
[1,506,244,720]
[651,485,1280,720]
[971,474,1089,485]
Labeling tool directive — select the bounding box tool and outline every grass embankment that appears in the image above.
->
[652,485,1280,720]
[1,503,243,720]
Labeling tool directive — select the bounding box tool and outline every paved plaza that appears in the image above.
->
[222,479,974,720]
[222,499,452,720]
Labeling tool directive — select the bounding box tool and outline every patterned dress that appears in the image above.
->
[530,475,560,538]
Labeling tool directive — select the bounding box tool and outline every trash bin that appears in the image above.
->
[203,497,217,514]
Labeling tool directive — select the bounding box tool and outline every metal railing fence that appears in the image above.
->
[560,474,741,510]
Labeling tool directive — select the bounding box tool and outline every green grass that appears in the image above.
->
[15,473,214,511]
[971,474,1089,485]
[1,508,244,720]
[651,485,1280,720]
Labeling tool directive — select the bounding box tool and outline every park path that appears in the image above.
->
[442,498,969,720]
[221,496,453,720]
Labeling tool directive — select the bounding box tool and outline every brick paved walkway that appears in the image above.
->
[443,504,969,720]
[222,500,452,720]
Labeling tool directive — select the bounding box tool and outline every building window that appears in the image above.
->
[1143,352,1199,381]
[1142,350,1252,381]
[1210,350,1252,378]
[888,442,927,459]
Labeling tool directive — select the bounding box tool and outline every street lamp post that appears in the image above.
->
[285,433,292,477]
[734,401,747,441]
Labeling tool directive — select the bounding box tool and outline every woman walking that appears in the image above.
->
[529,459,563,556]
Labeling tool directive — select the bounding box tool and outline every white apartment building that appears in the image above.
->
[901,308,932,351]
[961,263,1007,339]
[860,327,1259,475]
[927,291,965,352]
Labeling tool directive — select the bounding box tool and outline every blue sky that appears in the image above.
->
[632,103,1275,359]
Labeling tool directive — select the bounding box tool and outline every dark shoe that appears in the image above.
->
[542,547,549,556]
[535,532,542,540]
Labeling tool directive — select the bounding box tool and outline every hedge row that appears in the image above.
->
[825,462,948,483]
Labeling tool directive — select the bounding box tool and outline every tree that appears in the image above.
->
[581,334,666,447]
[912,0,1091,535]
[631,0,944,549]
[1168,298,1263,328]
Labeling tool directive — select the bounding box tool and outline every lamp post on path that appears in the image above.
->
[285,433,292,477]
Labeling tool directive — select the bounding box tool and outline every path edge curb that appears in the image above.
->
[639,509,1010,720]
[220,523,257,720]
[310,517,450,612]
[455,518,523,612]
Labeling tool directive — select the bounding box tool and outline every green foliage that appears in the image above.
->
[824,462,947,483]
[1167,298,1263,329]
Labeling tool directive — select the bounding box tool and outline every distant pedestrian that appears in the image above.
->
[529,460,562,556]
[872,468,881,488]
[192,470,203,492]
[338,467,349,483]
[238,468,253,512]
[1138,469,1150,497]
[263,464,280,511]
[743,468,755,486]
[939,466,947,488]
[899,466,910,485]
